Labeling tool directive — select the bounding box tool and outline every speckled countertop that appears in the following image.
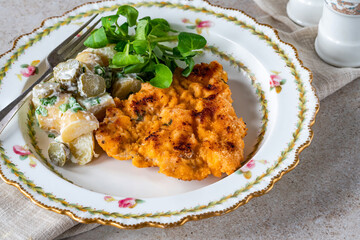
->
[0,1,359,239]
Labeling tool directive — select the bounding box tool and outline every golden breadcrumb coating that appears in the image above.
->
[96,61,247,180]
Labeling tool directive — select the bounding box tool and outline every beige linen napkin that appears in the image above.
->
[1,1,360,239]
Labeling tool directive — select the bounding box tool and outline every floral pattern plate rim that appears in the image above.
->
[0,0,319,229]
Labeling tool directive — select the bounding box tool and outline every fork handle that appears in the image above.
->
[0,67,52,135]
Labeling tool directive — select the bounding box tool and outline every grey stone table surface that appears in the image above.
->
[0,0,359,239]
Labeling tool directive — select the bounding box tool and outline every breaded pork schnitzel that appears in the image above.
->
[95,61,247,180]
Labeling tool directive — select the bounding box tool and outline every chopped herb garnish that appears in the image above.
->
[59,103,70,112]
[86,97,101,106]
[71,103,85,113]
[40,96,58,106]
[83,5,207,89]
[35,106,48,117]
[48,133,56,138]
[69,97,76,106]
[94,66,106,77]
[68,97,85,112]
[59,97,85,113]
[163,119,172,126]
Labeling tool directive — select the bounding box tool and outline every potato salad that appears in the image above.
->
[33,45,141,166]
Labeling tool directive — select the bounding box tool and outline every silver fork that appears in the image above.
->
[0,14,100,135]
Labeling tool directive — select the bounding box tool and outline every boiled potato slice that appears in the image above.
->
[60,110,99,143]
[77,72,106,98]
[32,82,61,107]
[68,132,95,165]
[48,142,71,167]
[77,93,115,120]
[75,52,104,71]
[37,93,72,133]
[53,59,81,91]
[112,74,142,99]
[81,44,116,66]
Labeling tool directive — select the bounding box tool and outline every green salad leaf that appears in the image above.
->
[182,57,195,77]
[101,15,119,29]
[132,40,148,54]
[114,40,128,52]
[84,27,109,48]
[117,5,139,27]
[135,19,150,40]
[84,5,207,88]
[177,32,207,57]
[149,18,172,37]
[149,64,173,88]
[112,43,145,67]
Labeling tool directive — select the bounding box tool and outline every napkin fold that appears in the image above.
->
[1,1,359,239]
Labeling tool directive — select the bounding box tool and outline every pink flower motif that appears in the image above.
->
[20,65,36,77]
[13,145,31,156]
[118,198,137,208]
[182,18,190,23]
[196,20,213,28]
[270,74,281,88]
[241,159,256,172]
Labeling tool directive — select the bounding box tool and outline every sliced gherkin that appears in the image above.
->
[94,66,113,89]
[112,74,142,99]
[53,59,81,91]
[33,82,60,99]
[48,142,71,167]
[77,72,106,98]
[32,82,61,107]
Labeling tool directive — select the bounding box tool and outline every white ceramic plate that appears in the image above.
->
[0,0,319,228]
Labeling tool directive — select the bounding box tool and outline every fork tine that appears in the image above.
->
[50,14,99,55]
[61,18,101,58]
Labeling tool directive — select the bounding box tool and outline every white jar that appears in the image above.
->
[287,0,324,26]
[315,0,360,67]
